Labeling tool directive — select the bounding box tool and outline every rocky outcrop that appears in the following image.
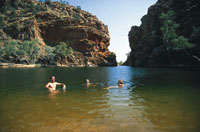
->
[124,0,200,67]
[0,0,117,66]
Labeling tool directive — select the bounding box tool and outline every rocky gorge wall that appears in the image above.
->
[0,0,117,67]
[124,0,200,67]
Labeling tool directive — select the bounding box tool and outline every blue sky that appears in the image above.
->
[53,0,157,62]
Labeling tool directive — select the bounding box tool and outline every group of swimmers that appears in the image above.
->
[45,76,124,93]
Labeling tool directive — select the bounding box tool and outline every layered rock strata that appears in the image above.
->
[0,0,117,66]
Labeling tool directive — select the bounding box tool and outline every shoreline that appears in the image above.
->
[1,62,199,68]
[0,63,99,68]
[0,63,42,68]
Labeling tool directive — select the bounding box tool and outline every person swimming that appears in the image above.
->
[86,79,98,87]
[45,76,66,92]
[104,80,124,89]
[117,80,123,87]
[86,79,90,86]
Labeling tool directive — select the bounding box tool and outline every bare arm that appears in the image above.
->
[56,82,66,89]
[45,83,53,92]
[103,85,122,89]
[103,86,116,89]
[45,83,51,89]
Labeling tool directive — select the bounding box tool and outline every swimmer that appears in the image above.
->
[45,76,66,92]
[86,79,97,87]
[104,80,124,89]
[117,80,124,87]
[86,79,90,86]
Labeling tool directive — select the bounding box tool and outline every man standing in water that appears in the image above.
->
[45,76,66,92]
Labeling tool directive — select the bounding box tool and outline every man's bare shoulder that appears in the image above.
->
[46,82,51,85]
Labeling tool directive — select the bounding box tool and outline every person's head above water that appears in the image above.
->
[50,76,55,83]
[118,80,123,85]
[86,79,90,84]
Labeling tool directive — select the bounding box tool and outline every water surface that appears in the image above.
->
[0,66,200,132]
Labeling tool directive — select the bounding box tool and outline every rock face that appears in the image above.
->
[0,0,117,66]
[124,0,200,67]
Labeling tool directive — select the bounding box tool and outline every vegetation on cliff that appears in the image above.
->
[160,10,200,64]
[125,0,200,67]
[0,40,73,64]
[0,0,117,66]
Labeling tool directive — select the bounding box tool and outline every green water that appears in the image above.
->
[0,66,200,132]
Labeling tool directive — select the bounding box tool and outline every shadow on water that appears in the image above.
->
[0,67,200,132]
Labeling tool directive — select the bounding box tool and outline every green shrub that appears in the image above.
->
[3,40,18,58]
[0,40,40,64]
[0,46,3,58]
[44,45,55,61]
[160,10,200,63]
[22,2,43,14]
[54,42,73,57]
[190,27,200,44]
[10,8,16,18]
[31,26,35,33]
[0,40,73,64]
[76,6,81,11]
[0,15,5,28]
[21,40,40,63]
[73,13,81,24]
[160,10,195,51]
[0,3,12,13]
[118,61,123,65]
[36,18,43,23]
[171,36,194,51]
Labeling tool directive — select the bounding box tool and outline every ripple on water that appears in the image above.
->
[0,67,200,132]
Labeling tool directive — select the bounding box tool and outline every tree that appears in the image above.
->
[160,10,200,63]
[118,61,123,65]
[190,27,200,44]
[0,46,4,59]
[54,42,73,57]
[171,36,194,51]
[54,42,73,65]
[0,15,5,28]
[44,45,55,64]
[14,40,40,64]
[160,10,179,64]
[76,6,81,11]
[73,13,81,24]
[23,40,40,64]
[3,41,18,58]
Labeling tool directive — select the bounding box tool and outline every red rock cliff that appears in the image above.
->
[0,0,117,66]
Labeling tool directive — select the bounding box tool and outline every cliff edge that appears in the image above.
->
[124,0,200,67]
